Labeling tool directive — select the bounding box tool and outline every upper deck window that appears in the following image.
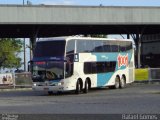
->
[34,41,66,57]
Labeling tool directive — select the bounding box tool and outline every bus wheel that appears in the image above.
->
[75,80,81,94]
[83,80,89,93]
[120,76,126,88]
[114,76,120,89]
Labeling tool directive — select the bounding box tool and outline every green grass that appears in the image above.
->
[135,69,149,81]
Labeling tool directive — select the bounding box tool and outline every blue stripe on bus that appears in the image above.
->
[97,72,113,87]
[92,51,133,87]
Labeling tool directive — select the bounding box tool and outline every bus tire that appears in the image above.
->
[83,80,89,93]
[114,76,120,89]
[75,80,81,94]
[120,76,126,88]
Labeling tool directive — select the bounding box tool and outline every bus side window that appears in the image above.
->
[65,59,73,78]
[65,40,75,78]
[126,41,132,51]
[111,41,119,52]
[103,41,111,52]
[66,40,75,55]
[119,41,126,52]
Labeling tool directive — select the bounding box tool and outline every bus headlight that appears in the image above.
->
[58,83,61,86]
[58,82,64,86]
[33,83,37,86]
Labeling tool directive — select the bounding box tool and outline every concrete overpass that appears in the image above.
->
[0,5,160,38]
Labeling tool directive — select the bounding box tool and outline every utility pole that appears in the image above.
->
[23,0,26,71]
[23,39,26,71]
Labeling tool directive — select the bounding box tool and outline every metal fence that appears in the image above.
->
[135,68,160,82]
[148,68,160,81]
[0,72,32,88]
[14,72,32,87]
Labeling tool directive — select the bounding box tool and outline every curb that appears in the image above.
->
[134,81,160,85]
[0,88,32,92]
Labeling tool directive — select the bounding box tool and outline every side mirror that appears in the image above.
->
[28,61,33,72]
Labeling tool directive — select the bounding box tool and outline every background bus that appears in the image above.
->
[30,37,135,94]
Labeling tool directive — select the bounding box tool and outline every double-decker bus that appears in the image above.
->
[30,37,135,94]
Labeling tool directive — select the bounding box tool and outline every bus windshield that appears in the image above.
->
[32,61,64,81]
[34,41,66,57]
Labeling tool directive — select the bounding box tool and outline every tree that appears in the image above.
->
[0,38,23,69]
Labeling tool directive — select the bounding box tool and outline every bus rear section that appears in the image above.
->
[73,38,135,93]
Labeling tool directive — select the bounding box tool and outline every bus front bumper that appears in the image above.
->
[32,85,65,92]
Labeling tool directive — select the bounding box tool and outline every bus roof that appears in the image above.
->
[37,36,133,42]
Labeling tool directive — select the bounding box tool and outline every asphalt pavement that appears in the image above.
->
[0,83,160,120]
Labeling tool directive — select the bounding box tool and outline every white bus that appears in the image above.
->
[30,37,135,94]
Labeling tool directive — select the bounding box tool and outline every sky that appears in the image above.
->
[0,0,160,6]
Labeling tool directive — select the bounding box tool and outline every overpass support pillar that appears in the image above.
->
[135,34,141,68]
[29,36,36,60]
[29,27,39,60]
